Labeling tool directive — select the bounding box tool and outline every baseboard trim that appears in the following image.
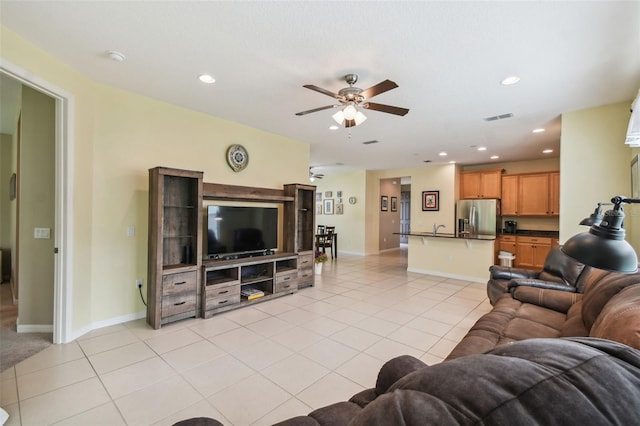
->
[16,323,54,333]
[67,311,147,342]
[407,267,486,284]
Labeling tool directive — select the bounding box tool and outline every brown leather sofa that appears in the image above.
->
[180,264,640,425]
[487,246,586,305]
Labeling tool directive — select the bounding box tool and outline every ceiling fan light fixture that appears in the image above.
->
[343,104,358,120]
[332,110,345,125]
[354,110,367,126]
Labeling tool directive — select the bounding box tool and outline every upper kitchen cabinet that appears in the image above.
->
[460,169,503,199]
[502,171,560,216]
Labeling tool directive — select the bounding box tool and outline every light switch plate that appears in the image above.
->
[34,227,51,239]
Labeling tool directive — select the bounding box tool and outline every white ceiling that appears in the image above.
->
[2,1,639,176]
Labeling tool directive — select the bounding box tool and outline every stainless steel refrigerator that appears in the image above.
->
[456,199,500,236]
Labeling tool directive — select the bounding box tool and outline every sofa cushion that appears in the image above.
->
[580,269,640,331]
[539,246,586,286]
[351,338,640,426]
[590,284,640,350]
[560,300,589,337]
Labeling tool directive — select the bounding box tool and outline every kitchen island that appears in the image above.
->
[397,232,496,282]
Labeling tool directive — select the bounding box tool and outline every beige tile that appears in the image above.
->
[405,316,454,337]
[151,399,230,426]
[15,341,84,376]
[300,338,358,370]
[329,326,382,351]
[145,327,203,354]
[88,341,156,375]
[232,339,293,371]
[52,401,125,426]
[335,352,385,389]
[187,316,241,338]
[246,315,294,337]
[77,329,140,356]
[374,308,416,325]
[387,326,440,352]
[208,373,290,425]
[270,326,324,352]
[17,358,95,400]
[114,375,202,426]
[364,338,424,362]
[251,299,296,316]
[428,338,460,359]
[19,377,110,425]
[261,354,329,394]
[181,354,254,397]
[0,375,17,405]
[77,324,128,341]
[207,326,265,352]
[222,306,272,326]
[300,317,349,337]
[161,339,225,372]
[329,308,369,326]
[100,357,175,399]
[295,373,364,410]
[276,308,322,324]
[1,402,20,426]
[354,316,401,337]
[419,352,445,366]
[252,397,313,426]
[300,300,341,315]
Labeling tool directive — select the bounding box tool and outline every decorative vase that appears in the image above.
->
[315,263,323,275]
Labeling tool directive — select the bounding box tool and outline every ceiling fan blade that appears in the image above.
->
[345,119,356,128]
[363,102,409,116]
[303,84,341,99]
[295,105,337,116]
[360,79,398,99]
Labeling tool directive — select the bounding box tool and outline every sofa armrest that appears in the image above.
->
[512,286,583,313]
[374,355,427,395]
[489,265,539,280]
[508,278,577,293]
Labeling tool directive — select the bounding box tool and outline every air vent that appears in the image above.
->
[362,140,379,145]
[483,113,514,122]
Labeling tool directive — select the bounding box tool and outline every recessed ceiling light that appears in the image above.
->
[198,74,216,84]
[107,51,126,62]
[329,125,339,130]
[501,75,520,85]
[490,155,500,160]
[477,146,487,151]
[543,149,554,154]
[439,152,447,156]
[449,160,456,164]
[424,160,432,163]
[533,128,545,133]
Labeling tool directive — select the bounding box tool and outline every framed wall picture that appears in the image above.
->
[381,196,388,211]
[337,190,343,198]
[422,190,439,211]
[324,199,334,215]
[316,201,323,215]
[325,191,333,198]
[316,192,322,201]
[9,173,16,200]
[336,203,344,215]
[391,197,398,212]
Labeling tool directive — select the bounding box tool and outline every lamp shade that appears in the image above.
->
[561,231,638,273]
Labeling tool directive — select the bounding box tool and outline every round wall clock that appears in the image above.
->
[349,196,357,205]
[226,144,249,172]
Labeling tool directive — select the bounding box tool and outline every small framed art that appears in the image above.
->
[316,201,323,215]
[391,197,397,212]
[422,190,439,211]
[324,199,334,215]
[381,196,388,211]
[336,203,344,215]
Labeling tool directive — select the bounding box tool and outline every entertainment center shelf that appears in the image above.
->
[202,253,299,318]
[147,167,316,329]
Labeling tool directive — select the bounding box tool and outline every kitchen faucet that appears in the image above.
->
[432,224,446,235]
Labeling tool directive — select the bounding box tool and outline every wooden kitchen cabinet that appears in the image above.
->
[516,236,552,269]
[500,175,518,215]
[460,169,503,199]
[549,172,560,215]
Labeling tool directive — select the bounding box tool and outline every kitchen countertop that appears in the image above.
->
[395,232,496,241]
[499,230,559,238]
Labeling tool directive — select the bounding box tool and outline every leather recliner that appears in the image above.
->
[487,246,586,305]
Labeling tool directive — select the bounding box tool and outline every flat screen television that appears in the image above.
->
[206,205,278,258]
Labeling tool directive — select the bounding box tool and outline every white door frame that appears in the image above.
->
[1,59,74,344]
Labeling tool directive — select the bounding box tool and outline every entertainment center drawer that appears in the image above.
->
[298,253,314,269]
[162,271,197,296]
[162,292,197,317]
[205,282,240,299]
[275,271,298,293]
[205,294,241,311]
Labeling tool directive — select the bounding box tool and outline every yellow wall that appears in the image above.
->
[560,102,634,244]
[1,27,310,337]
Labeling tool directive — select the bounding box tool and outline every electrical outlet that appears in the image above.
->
[136,279,143,289]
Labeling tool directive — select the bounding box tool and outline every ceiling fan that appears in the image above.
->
[309,167,324,182]
[295,74,409,128]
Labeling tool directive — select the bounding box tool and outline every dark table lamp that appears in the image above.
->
[562,196,639,273]
[578,202,613,226]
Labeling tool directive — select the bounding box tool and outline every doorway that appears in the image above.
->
[400,191,411,244]
[1,63,73,344]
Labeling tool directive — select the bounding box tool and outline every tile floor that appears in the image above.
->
[0,249,492,426]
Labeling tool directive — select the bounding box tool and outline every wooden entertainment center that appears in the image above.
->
[146,167,316,329]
